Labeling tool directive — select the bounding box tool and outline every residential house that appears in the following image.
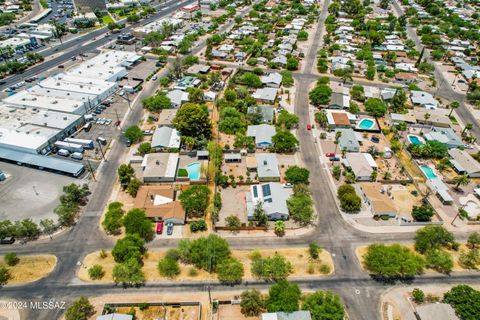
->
[247,105,274,123]
[448,148,480,178]
[271,55,287,66]
[390,112,417,125]
[174,76,201,91]
[325,109,356,129]
[255,153,280,181]
[204,91,217,102]
[395,72,418,84]
[246,183,292,221]
[151,127,181,150]
[247,124,276,148]
[262,311,312,320]
[413,109,450,127]
[186,64,211,74]
[252,88,278,104]
[261,72,283,87]
[141,153,179,182]
[329,93,350,109]
[410,91,438,109]
[344,153,378,181]
[167,89,189,108]
[359,182,397,217]
[336,128,360,152]
[380,87,397,101]
[424,127,463,149]
[134,185,185,224]
[395,63,418,72]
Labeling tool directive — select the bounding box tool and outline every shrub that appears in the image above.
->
[309,242,321,260]
[158,257,181,278]
[412,288,425,303]
[189,219,207,233]
[319,264,331,274]
[4,252,19,266]
[88,264,105,280]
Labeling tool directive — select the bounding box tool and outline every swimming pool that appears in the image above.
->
[420,165,437,179]
[357,118,375,130]
[186,162,201,180]
[408,134,424,145]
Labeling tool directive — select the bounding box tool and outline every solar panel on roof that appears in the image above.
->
[262,184,271,197]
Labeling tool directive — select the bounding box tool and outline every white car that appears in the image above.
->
[283,183,293,188]
[152,75,157,81]
[118,90,125,96]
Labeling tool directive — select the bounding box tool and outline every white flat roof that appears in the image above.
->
[0,37,30,48]
[0,127,49,152]
[15,124,59,139]
[26,85,97,103]
[39,74,117,95]
[3,90,86,114]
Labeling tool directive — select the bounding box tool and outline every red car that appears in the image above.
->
[156,221,164,235]
[306,124,312,130]
[325,153,335,157]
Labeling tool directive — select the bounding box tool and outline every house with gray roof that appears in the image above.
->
[255,153,280,181]
[261,72,282,87]
[410,91,438,109]
[247,124,276,148]
[424,127,463,149]
[336,128,360,152]
[262,311,312,320]
[271,55,287,66]
[448,148,480,178]
[252,87,278,104]
[246,182,292,221]
[167,89,189,108]
[151,127,181,150]
[344,153,378,181]
[247,105,274,123]
[142,153,179,182]
[329,93,350,109]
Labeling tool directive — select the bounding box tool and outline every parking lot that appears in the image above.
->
[0,162,77,223]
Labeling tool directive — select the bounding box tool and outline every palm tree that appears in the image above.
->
[333,131,342,155]
[448,101,459,117]
[462,123,473,136]
[49,19,66,44]
[182,136,195,151]
[274,220,285,237]
[420,113,430,134]
[453,174,471,190]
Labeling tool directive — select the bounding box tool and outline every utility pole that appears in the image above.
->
[96,140,106,161]
[86,157,96,181]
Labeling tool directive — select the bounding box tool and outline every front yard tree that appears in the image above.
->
[414,225,455,254]
[142,93,171,112]
[266,280,301,313]
[124,125,143,144]
[443,285,480,320]
[240,289,265,316]
[179,235,231,272]
[112,257,145,286]
[225,215,241,231]
[309,84,332,106]
[173,103,212,140]
[365,98,387,118]
[122,208,152,240]
[65,297,95,320]
[287,191,314,226]
[111,234,145,263]
[0,265,9,285]
[302,291,346,320]
[425,248,453,274]
[363,244,425,278]
[241,72,262,88]
[179,185,210,218]
[276,110,299,129]
[118,164,135,186]
[452,174,471,190]
[272,130,299,153]
[217,257,244,284]
[158,257,181,278]
[285,166,310,184]
[286,56,299,70]
[412,204,434,222]
[252,202,268,227]
[467,232,480,249]
[252,254,293,281]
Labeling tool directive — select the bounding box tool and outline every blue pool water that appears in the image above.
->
[420,165,437,179]
[357,118,375,130]
[408,135,424,145]
[187,162,201,180]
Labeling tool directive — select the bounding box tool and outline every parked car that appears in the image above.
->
[58,149,70,157]
[329,157,340,162]
[148,115,158,121]
[325,153,335,157]
[152,75,158,81]
[167,223,173,235]
[371,136,380,143]
[71,152,83,160]
[0,237,15,245]
[283,183,293,188]
[306,124,312,130]
[156,221,164,234]
[143,130,154,135]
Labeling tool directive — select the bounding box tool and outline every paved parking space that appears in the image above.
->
[0,162,77,223]
[155,225,183,239]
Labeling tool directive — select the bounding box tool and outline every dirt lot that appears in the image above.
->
[216,304,257,320]
[217,186,249,227]
[0,255,57,285]
[78,247,334,283]
[389,184,423,217]
[113,305,199,320]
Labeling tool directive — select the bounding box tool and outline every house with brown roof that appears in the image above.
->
[395,72,418,84]
[326,109,355,129]
[134,185,186,224]
[359,182,397,217]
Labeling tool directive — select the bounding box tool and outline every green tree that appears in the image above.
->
[391,89,407,112]
[188,87,205,103]
[118,164,135,186]
[309,84,332,105]
[266,280,301,312]
[240,289,265,316]
[179,185,210,218]
[286,57,299,70]
[126,177,142,197]
[183,55,199,66]
[14,219,40,240]
[448,101,459,117]
[142,93,171,112]
[102,202,125,235]
[365,98,387,117]
[112,257,145,285]
[297,30,308,40]
[467,232,480,249]
[173,103,212,140]
[225,215,241,231]
[158,257,180,278]
[415,225,455,254]
[122,209,152,240]
[65,297,95,320]
[443,285,480,320]
[274,220,285,236]
[302,291,345,320]
[285,166,309,184]
[350,84,365,101]
[252,202,268,227]
[88,264,105,280]
[412,288,425,303]
[137,142,152,155]
[217,257,244,284]
[425,249,453,274]
[111,234,145,263]
[4,252,18,266]
[339,193,361,212]
[452,174,471,190]
[459,249,480,269]
[272,130,299,153]
[0,265,9,285]
[309,242,321,260]
[363,244,425,278]
[412,204,434,222]
[251,254,293,281]
[276,111,299,129]
[124,125,143,144]
[287,192,314,225]
[240,72,262,87]
[178,235,231,272]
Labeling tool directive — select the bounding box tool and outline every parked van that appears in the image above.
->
[83,122,92,132]
[97,137,107,145]
[71,152,83,160]
[58,149,70,157]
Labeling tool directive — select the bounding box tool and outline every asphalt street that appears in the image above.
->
[0,1,480,319]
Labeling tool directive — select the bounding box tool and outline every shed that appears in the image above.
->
[224,153,242,163]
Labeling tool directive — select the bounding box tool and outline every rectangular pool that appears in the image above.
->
[420,165,437,179]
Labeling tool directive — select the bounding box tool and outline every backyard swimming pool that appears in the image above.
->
[186,162,201,180]
[420,165,437,179]
[356,118,375,130]
[408,134,424,145]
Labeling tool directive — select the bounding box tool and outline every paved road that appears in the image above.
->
[0,1,479,319]
[0,0,191,91]
[392,0,480,140]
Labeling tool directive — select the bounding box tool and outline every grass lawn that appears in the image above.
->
[101,15,114,25]
[78,247,334,283]
[449,115,458,125]
[0,255,57,284]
